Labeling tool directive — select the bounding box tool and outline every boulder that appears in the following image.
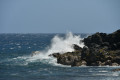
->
[49,53,60,58]
[81,60,87,66]
[71,61,81,67]
[113,57,120,64]
[73,44,82,51]
[57,54,81,66]
[105,60,112,65]
[111,63,119,66]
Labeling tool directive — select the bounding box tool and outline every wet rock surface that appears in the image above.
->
[50,29,120,67]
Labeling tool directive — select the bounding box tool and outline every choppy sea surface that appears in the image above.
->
[0,33,120,80]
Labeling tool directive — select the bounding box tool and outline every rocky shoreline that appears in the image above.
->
[50,29,120,67]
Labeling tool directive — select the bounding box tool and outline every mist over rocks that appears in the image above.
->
[50,29,120,67]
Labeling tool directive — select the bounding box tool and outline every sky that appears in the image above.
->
[0,0,120,33]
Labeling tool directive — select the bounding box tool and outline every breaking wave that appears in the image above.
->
[9,32,84,66]
[43,32,84,55]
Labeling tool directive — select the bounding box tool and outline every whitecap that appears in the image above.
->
[10,47,14,50]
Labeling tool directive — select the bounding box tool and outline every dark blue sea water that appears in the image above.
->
[0,33,120,80]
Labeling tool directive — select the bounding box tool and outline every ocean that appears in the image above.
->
[0,33,120,80]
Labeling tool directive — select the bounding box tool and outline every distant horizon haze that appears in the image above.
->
[0,0,120,33]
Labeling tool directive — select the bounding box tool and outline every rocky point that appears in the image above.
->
[50,29,120,67]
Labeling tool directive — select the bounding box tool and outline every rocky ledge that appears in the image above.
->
[50,29,120,67]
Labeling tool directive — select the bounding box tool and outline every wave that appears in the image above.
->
[2,32,84,66]
[27,32,84,65]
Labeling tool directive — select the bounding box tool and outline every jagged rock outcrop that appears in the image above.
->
[50,29,120,67]
[84,29,120,50]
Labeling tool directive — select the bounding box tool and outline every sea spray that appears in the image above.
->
[32,32,84,55]
[46,32,84,55]
[26,32,84,65]
[10,32,84,66]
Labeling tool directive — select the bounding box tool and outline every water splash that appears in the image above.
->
[7,32,84,66]
[25,32,83,66]
[46,32,84,55]
[33,33,82,54]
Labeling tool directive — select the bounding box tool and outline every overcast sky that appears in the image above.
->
[0,0,120,33]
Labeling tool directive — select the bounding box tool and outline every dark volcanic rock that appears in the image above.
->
[73,44,82,51]
[57,54,81,66]
[50,29,120,67]
[84,29,120,50]
[101,42,109,47]
[49,53,60,58]
[84,32,104,47]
